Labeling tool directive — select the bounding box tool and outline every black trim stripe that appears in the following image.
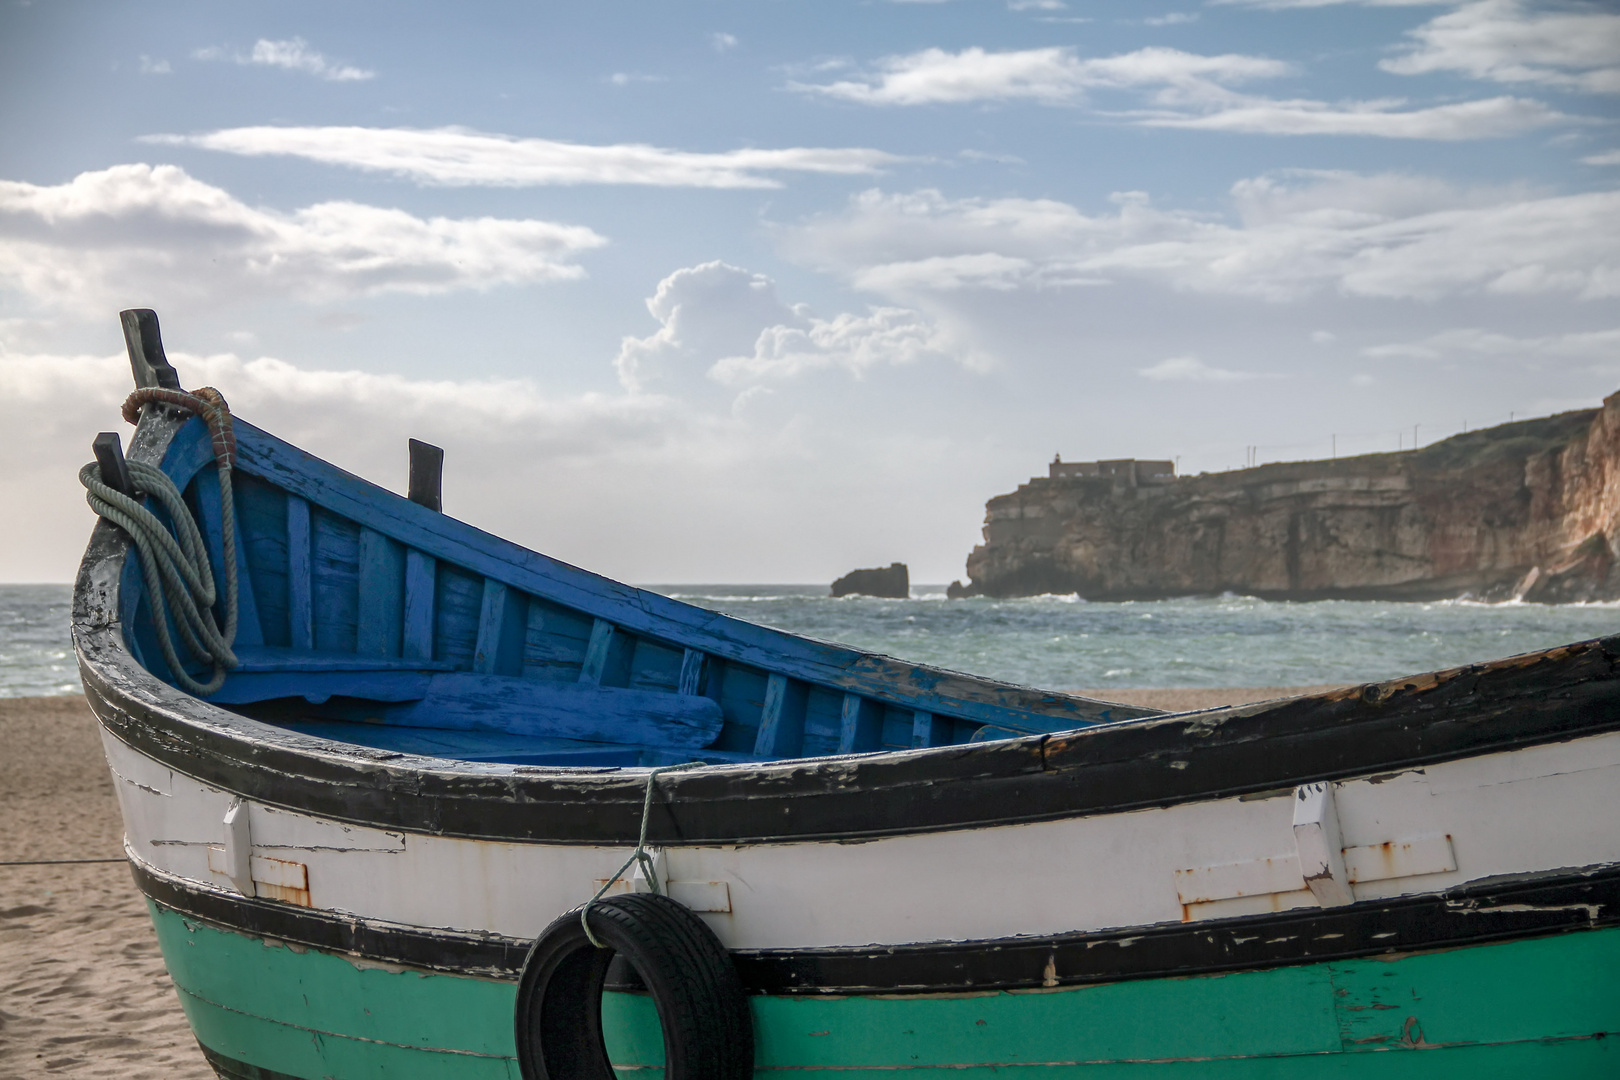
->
[131,857,1620,996]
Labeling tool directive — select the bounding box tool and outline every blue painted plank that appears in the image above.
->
[678,649,705,696]
[310,508,360,653]
[230,644,455,673]
[356,528,405,657]
[801,686,844,755]
[232,473,289,647]
[473,580,527,676]
[403,549,436,661]
[188,464,264,647]
[579,618,614,684]
[368,672,724,748]
[158,416,215,489]
[753,673,807,758]
[285,495,313,651]
[269,719,605,758]
[212,670,433,706]
[226,420,1155,730]
[838,694,884,754]
[433,562,483,670]
[521,598,592,682]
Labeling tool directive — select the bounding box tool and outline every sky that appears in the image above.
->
[1,0,1617,585]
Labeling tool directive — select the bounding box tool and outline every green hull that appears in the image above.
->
[152,903,1620,1078]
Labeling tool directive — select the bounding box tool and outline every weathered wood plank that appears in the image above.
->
[285,495,312,651]
[474,580,527,677]
[356,527,404,657]
[353,672,724,748]
[229,644,455,673]
[839,694,884,754]
[403,549,436,661]
[309,509,359,654]
[211,669,433,706]
[521,598,592,682]
[432,562,483,670]
[754,673,808,758]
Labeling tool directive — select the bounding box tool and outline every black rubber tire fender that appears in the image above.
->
[514,892,754,1080]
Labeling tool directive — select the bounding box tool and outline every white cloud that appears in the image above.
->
[138,56,171,75]
[779,173,1620,304]
[147,126,903,190]
[194,37,375,81]
[608,72,668,86]
[1143,12,1199,26]
[711,32,739,52]
[1214,0,1448,7]
[794,45,1292,106]
[792,43,1574,138]
[0,164,605,311]
[1363,326,1620,360]
[1585,150,1620,166]
[1382,0,1620,94]
[1137,94,1570,139]
[615,261,967,391]
[1139,355,1265,381]
[0,340,706,581]
[1009,0,1068,10]
[0,327,997,583]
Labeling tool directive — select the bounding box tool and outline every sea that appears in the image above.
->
[6,582,1619,699]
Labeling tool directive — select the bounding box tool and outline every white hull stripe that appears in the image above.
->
[103,725,1620,951]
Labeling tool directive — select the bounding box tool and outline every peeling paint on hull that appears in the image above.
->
[153,904,1620,1078]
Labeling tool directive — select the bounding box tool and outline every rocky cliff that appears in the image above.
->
[955,393,1620,602]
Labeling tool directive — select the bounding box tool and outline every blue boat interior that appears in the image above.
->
[115,412,1155,768]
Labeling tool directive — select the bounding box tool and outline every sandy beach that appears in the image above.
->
[0,687,1337,1076]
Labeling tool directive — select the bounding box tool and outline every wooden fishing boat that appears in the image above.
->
[75,310,1620,1079]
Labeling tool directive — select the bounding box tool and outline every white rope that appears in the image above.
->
[580,762,704,948]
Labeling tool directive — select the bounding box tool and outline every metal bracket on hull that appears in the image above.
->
[222,798,255,898]
[1293,782,1354,908]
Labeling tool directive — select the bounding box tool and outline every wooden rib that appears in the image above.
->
[839,694,884,755]
[678,649,706,696]
[754,673,807,758]
[579,619,614,685]
[474,580,526,677]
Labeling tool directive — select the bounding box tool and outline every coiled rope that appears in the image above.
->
[80,387,240,696]
[581,761,703,947]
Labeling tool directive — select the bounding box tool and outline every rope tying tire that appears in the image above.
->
[80,386,240,695]
[579,761,703,947]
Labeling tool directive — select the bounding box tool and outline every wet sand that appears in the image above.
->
[0,687,1335,1076]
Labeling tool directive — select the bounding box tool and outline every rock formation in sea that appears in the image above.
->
[954,394,1620,602]
[831,563,910,598]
